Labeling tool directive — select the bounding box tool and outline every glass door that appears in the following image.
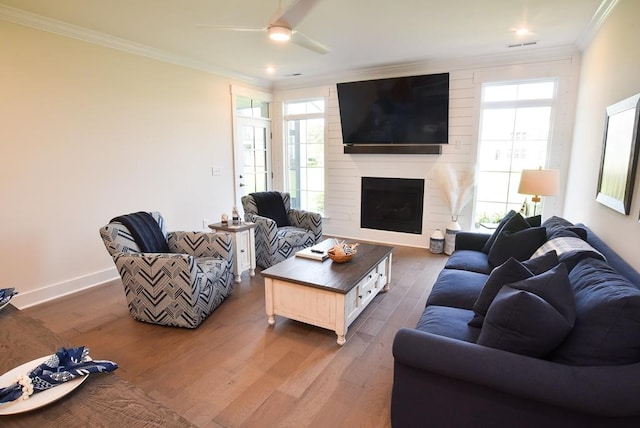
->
[231,89,272,209]
[234,117,271,202]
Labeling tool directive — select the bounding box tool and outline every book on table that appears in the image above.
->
[295,239,336,261]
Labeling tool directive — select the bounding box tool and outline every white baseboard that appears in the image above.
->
[11,267,119,309]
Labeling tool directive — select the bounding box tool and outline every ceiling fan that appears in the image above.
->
[198,0,330,54]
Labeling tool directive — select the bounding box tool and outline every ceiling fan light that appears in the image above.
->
[269,26,292,41]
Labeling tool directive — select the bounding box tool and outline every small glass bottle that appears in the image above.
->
[232,206,240,225]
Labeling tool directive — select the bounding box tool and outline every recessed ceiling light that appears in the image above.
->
[266,66,276,74]
[514,27,531,36]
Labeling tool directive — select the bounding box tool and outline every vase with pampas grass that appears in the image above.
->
[433,164,476,255]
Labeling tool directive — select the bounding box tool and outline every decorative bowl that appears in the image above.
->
[327,243,359,263]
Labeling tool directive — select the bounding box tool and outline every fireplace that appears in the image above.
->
[361,177,424,234]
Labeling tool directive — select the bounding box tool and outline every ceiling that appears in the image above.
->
[0,0,611,87]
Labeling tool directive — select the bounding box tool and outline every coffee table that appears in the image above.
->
[261,240,393,345]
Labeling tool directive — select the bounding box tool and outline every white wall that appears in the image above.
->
[565,0,640,271]
[274,50,581,248]
[0,21,255,308]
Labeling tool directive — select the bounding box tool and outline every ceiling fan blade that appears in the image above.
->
[272,0,320,27]
[196,24,266,32]
[291,30,330,54]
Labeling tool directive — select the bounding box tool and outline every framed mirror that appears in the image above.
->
[595,93,640,215]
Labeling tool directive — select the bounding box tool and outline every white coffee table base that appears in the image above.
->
[264,254,391,345]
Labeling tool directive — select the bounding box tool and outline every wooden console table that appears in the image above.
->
[0,305,194,427]
[261,241,393,345]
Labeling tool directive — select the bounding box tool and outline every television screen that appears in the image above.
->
[337,73,449,145]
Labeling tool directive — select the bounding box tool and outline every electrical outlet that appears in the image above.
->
[211,166,222,176]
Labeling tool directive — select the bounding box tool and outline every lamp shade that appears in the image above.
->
[518,168,559,197]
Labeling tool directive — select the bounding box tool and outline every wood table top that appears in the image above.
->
[261,241,394,294]
[0,305,195,427]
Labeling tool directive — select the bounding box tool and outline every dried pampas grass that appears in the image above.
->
[433,164,476,220]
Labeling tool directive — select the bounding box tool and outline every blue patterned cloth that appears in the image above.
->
[0,287,17,305]
[0,346,118,403]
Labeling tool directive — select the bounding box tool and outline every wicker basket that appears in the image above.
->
[327,244,358,263]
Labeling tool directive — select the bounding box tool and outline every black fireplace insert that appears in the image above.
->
[361,177,424,234]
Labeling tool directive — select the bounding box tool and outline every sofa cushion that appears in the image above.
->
[416,305,481,344]
[427,269,488,310]
[542,216,587,240]
[469,251,559,327]
[276,226,315,248]
[445,250,492,275]
[488,226,547,266]
[532,236,605,271]
[481,210,517,253]
[477,264,575,358]
[550,258,640,366]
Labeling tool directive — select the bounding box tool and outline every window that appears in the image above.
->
[474,80,557,226]
[283,99,325,215]
[235,95,269,119]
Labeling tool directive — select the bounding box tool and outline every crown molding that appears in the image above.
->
[577,0,619,50]
[273,44,581,91]
[0,4,270,87]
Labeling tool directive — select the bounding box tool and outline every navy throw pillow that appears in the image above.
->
[488,226,547,267]
[525,215,541,227]
[477,264,575,358]
[523,250,559,274]
[481,210,517,254]
[468,258,534,327]
[469,251,559,328]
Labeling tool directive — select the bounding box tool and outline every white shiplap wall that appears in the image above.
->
[275,49,581,249]
[323,69,478,248]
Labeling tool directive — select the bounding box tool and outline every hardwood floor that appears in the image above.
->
[23,245,446,427]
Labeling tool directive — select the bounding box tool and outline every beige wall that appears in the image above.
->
[0,21,246,307]
[565,0,640,271]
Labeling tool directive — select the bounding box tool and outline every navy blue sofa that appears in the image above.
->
[391,217,640,427]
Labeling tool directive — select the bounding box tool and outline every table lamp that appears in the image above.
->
[518,167,559,216]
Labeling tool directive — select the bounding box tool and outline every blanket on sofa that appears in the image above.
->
[251,191,290,227]
[111,211,170,253]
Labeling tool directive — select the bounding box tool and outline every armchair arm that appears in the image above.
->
[244,214,278,249]
[167,231,233,261]
[288,208,322,242]
[393,328,640,417]
[455,231,491,251]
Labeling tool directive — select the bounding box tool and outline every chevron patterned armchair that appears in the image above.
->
[99,212,234,328]
[241,191,322,269]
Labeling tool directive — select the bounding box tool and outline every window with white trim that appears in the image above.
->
[474,79,557,226]
[283,98,325,215]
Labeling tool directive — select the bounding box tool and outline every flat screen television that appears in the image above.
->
[337,73,449,145]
